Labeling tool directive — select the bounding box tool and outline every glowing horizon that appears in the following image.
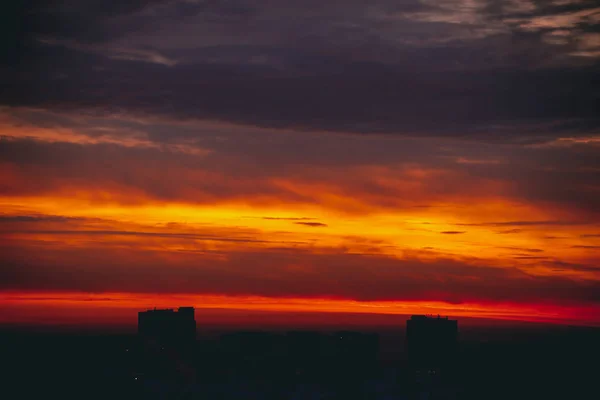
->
[3,291,599,327]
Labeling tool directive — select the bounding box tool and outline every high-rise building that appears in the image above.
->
[406,315,458,371]
[138,307,196,346]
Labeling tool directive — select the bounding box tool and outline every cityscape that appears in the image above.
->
[2,0,600,399]
[3,308,598,399]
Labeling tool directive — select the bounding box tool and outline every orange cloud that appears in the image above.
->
[1,114,600,327]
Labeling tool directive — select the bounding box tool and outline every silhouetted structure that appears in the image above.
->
[406,315,458,398]
[138,307,196,346]
[6,322,600,400]
[407,315,457,372]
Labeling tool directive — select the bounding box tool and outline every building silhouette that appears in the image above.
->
[406,315,458,372]
[138,307,196,346]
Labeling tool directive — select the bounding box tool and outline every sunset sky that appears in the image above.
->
[1,0,600,328]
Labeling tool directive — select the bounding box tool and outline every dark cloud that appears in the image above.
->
[3,1,599,140]
[261,217,316,221]
[500,247,544,253]
[2,239,599,306]
[511,256,549,260]
[0,214,85,223]
[0,215,310,246]
[497,229,524,234]
[6,53,599,139]
[1,134,600,216]
[0,137,479,210]
[440,231,466,235]
[459,220,596,227]
[8,229,274,243]
[543,259,600,273]
[295,222,328,227]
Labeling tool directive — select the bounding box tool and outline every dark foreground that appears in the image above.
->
[1,324,599,400]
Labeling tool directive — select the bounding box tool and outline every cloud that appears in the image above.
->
[506,4,600,31]
[459,220,595,227]
[2,131,600,216]
[295,222,328,228]
[500,247,544,253]
[440,231,466,235]
[37,37,179,66]
[511,256,549,260]
[4,1,600,140]
[497,229,524,234]
[2,238,599,306]
[0,214,85,223]
[8,229,275,244]
[0,214,312,248]
[261,217,317,221]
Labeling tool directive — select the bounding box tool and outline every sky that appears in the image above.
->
[1,0,600,328]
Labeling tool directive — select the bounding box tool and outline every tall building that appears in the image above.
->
[406,315,458,370]
[138,307,196,346]
[406,315,458,398]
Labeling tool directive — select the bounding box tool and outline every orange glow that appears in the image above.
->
[1,194,598,278]
[1,114,600,328]
[2,291,599,327]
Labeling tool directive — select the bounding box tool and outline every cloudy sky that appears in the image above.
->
[1,0,600,327]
